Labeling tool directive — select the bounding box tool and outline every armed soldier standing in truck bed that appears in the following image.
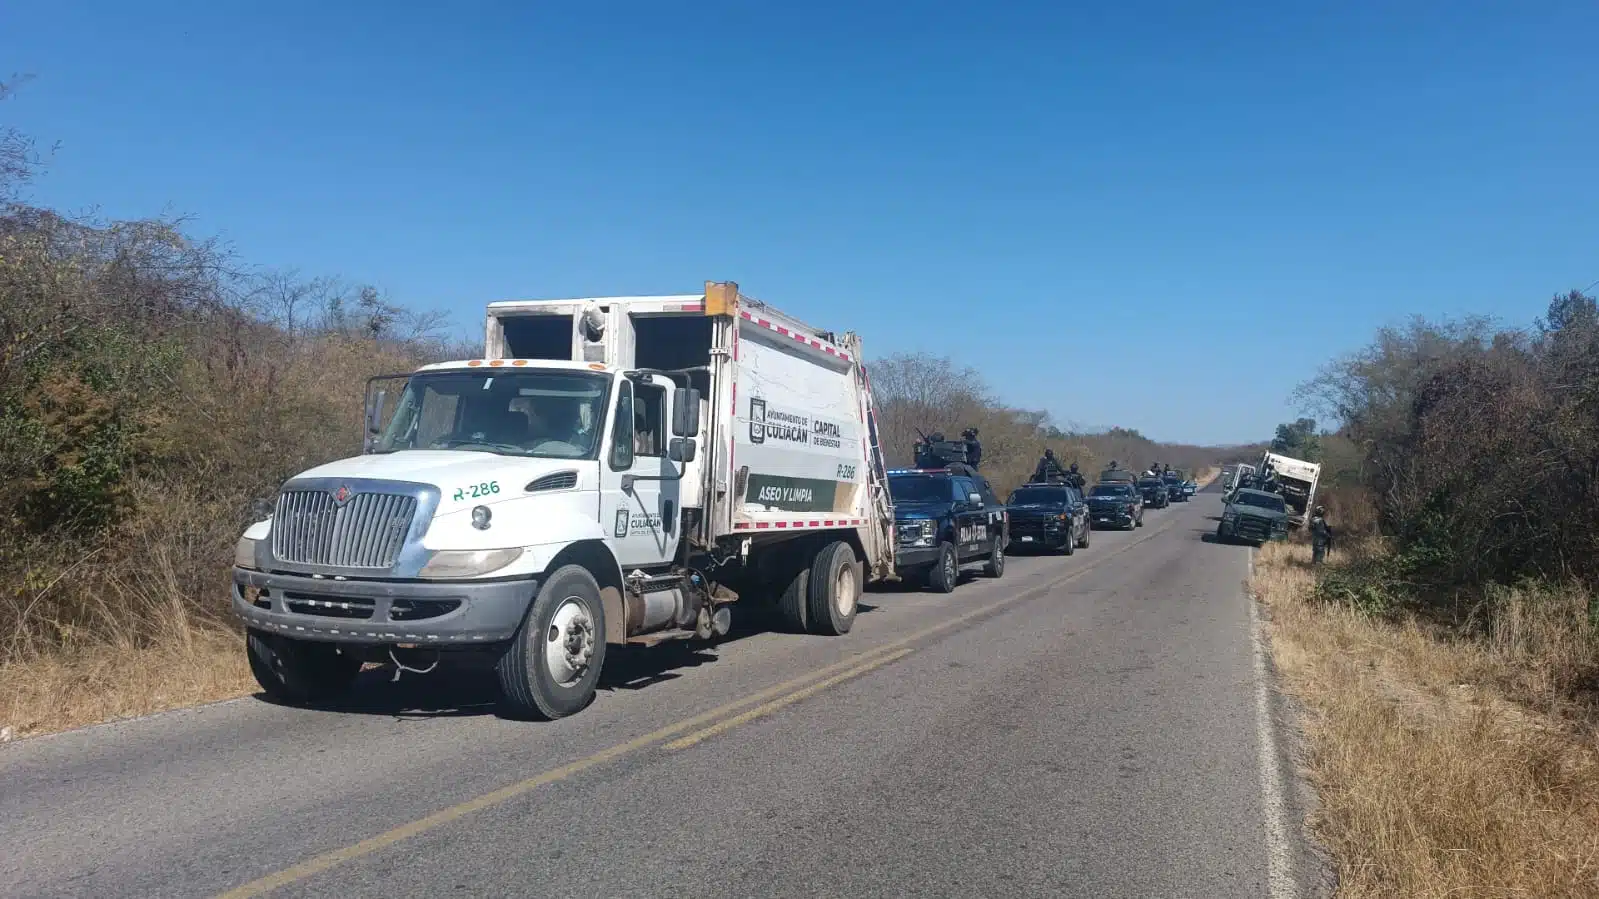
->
[1065,461,1086,491]
[961,427,982,470]
[1034,448,1066,482]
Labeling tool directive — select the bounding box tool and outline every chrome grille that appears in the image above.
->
[272,490,417,569]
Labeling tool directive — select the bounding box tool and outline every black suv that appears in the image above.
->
[888,468,1008,593]
[1005,482,1090,555]
[1137,475,1170,509]
[1087,481,1144,530]
[1162,472,1188,503]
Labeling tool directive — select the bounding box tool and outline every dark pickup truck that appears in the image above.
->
[1216,488,1290,546]
[1087,481,1144,530]
[888,467,1008,593]
[1138,476,1170,509]
[1005,483,1090,555]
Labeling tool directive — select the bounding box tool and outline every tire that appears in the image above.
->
[806,541,860,635]
[776,560,811,633]
[1061,527,1076,555]
[926,541,959,593]
[1077,519,1091,549]
[497,565,607,720]
[984,535,1007,576]
[246,630,360,706]
[1135,512,1144,528]
[1215,522,1230,544]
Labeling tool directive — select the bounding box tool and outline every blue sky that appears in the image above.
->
[4,2,1596,444]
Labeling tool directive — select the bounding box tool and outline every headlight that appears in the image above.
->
[418,548,523,579]
[234,536,260,570]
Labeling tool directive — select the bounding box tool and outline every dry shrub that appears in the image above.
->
[1258,541,1599,897]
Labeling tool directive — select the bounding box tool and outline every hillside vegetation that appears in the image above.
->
[1255,292,1599,897]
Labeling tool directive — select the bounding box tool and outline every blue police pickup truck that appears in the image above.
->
[887,467,1008,593]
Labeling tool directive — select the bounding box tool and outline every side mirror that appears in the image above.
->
[968,492,982,504]
[672,387,702,437]
[669,438,698,463]
[365,388,386,435]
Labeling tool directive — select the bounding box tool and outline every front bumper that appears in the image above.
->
[232,567,537,645]
[1009,519,1070,548]
[894,544,944,570]
[1088,506,1135,526]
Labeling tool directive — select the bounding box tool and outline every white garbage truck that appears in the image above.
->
[233,282,897,719]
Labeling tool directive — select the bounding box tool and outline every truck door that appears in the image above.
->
[951,476,990,560]
[599,377,680,569]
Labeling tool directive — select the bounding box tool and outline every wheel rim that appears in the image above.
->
[544,596,596,687]
[943,551,957,586]
[835,562,858,617]
[993,539,1004,571]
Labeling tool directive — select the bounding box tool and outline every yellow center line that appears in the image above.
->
[664,648,916,751]
[217,516,1183,897]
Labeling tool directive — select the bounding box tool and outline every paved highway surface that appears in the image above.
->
[0,484,1322,898]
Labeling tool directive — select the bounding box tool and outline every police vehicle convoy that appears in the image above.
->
[887,432,1007,592]
[233,281,898,720]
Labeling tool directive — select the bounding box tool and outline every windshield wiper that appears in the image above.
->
[433,439,530,455]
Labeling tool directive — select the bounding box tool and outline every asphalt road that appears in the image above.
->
[0,485,1318,898]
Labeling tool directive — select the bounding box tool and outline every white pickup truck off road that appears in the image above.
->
[232,282,896,719]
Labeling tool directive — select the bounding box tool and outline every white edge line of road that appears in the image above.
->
[1248,546,1301,899]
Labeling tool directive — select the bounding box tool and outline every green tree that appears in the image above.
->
[1270,417,1322,460]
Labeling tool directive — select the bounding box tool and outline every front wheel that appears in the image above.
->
[984,535,1006,577]
[497,565,607,720]
[1061,527,1076,555]
[926,541,959,594]
[1076,519,1091,549]
[247,631,361,705]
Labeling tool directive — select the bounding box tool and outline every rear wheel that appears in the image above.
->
[806,541,860,635]
[984,535,1006,576]
[926,541,959,593]
[497,565,607,720]
[247,631,361,705]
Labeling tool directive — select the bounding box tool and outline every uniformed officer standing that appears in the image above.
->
[1310,505,1334,565]
[1065,461,1086,491]
[1034,448,1065,482]
[961,427,982,470]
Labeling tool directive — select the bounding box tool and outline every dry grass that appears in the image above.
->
[1254,541,1599,897]
[0,624,251,740]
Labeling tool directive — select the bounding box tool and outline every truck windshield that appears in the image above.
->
[889,476,952,504]
[1235,492,1287,512]
[1009,487,1070,506]
[1090,485,1132,498]
[375,370,611,459]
